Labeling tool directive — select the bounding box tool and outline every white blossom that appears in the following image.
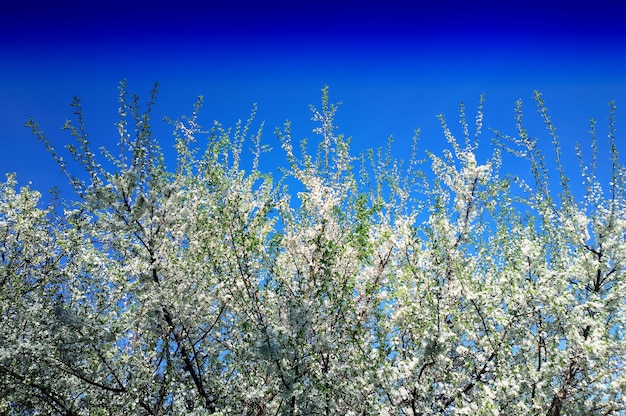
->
[2,85,625,415]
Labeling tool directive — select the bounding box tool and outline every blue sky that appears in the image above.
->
[1,1,625,199]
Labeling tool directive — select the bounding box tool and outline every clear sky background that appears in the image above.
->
[1,1,625,200]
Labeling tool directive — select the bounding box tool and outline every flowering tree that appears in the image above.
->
[1,83,624,415]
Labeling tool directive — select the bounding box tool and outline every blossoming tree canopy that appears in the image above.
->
[1,83,624,415]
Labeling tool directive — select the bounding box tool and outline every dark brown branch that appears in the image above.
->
[161,306,216,412]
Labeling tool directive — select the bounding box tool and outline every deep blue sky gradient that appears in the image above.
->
[2,1,625,199]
